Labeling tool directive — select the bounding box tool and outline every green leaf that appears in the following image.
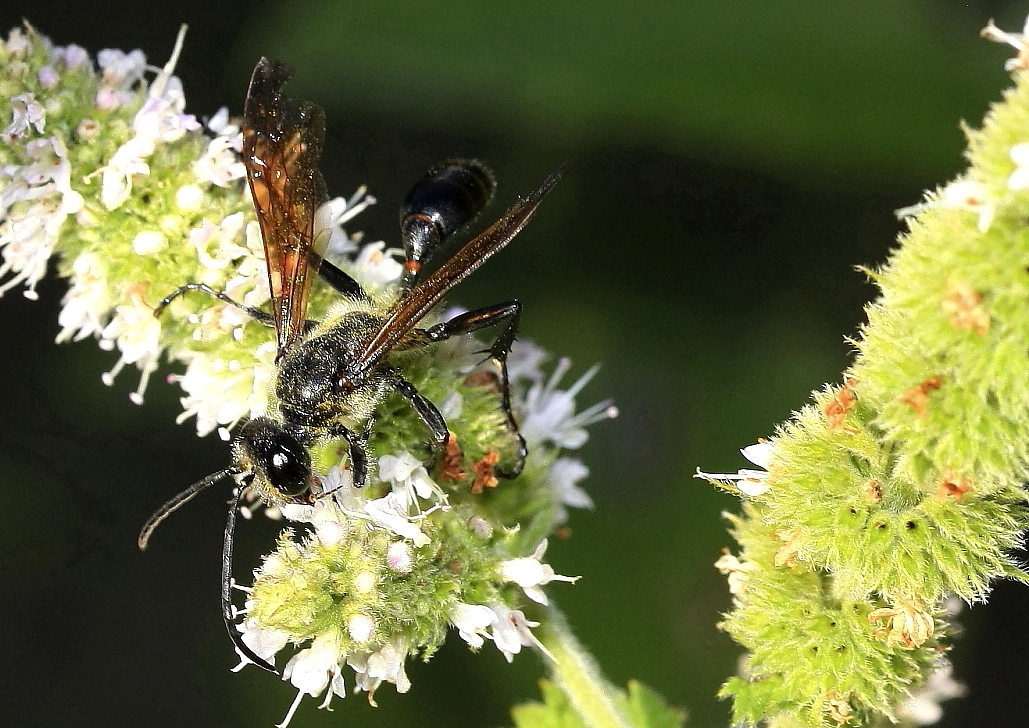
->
[511,679,685,728]
[511,680,588,728]
[619,681,687,728]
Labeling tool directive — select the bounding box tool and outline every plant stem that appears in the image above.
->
[536,604,632,728]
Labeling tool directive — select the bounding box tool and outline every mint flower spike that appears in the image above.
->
[2,24,620,725]
[701,16,1029,728]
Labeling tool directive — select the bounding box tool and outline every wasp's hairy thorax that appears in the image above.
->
[275,297,396,430]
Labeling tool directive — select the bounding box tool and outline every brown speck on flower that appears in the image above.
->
[864,479,882,502]
[826,692,852,725]
[437,433,466,484]
[869,595,935,648]
[941,280,989,336]
[554,526,572,540]
[822,379,857,431]
[773,529,802,568]
[935,473,972,502]
[463,369,501,392]
[470,449,500,494]
[898,376,943,417]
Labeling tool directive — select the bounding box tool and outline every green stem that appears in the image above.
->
[536,604,632,728]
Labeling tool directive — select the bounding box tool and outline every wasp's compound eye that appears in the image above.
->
[265,437,311,497]
[239,419,312,499]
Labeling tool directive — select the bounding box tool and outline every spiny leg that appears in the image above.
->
[393,375,449,461]
[324,423,370,488]
[153,283,275,327]
[424,300,526,477]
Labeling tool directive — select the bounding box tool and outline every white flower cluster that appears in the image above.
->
[0,27,88,300]
[235,458,580,726]
[0,26,378,419]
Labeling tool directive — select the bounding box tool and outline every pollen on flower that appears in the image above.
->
[470,449,500,493]
[772,529,802,568]
[714,549,755,597]
[934,474,972,502]
[868,595,935,648]
[821,379,857,431]
[898,376,943,417]
[941,280,989,336]
[825,692,852,726]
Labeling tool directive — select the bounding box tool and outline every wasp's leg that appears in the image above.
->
[323,423,370,488]
[221,484,279,674]
[393,376,449,460]
[154,283,274,327]
[423,300,526,477]
[316,256,367,300]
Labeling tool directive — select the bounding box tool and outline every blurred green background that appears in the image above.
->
[2,1,1028,726]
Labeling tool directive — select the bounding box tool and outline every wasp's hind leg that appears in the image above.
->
[153,283,275,328]
[423,300,526,477]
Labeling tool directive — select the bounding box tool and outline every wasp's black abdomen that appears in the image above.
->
[400,160,496,283]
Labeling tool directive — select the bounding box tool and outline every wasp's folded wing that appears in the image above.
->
[242,58,329,358]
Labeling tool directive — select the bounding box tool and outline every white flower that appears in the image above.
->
[96,47,147,88]
[278,632,347,726]
[0,136,83,299]
[547,457,593,525]
[347,638,412,705]
[982,16,1029,71]
[519,359,618,449]
[285,468,433,547]
[488,603,555,663]
[696,442,774,497]
[233,620,290,672]
[97,283,162,404]
[498,539,579,605]
[350,241,403,292]
[378,451,447,512]
[507,338,548,385]
[193,133,245,187]
[4,27,30,57]
[97,27,198,210]
[941,181,994,233]
[896,661,966,725]
[321,187,377,260]
[361,494,432,546]
[172,341,276,437]
[450,602,496,649]
[56,253,111,343]
[714,551,756,597]
[2,93,46,143]
[1009,143,1029,190]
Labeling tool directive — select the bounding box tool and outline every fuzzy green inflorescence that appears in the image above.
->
[0,24,617,725]
[700,19,1029,728]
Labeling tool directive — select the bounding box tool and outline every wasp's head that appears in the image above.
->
[232,417,313,503]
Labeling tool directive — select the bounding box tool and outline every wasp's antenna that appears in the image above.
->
[221,483,279,674]
[137,468,241,550]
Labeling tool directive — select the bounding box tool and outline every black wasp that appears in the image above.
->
[137,58,560,672]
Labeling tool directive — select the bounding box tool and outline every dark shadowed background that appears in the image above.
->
[2,1,1028,727]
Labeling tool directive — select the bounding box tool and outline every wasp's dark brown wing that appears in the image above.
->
[242,58,329,359]
[346,168,562,380]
